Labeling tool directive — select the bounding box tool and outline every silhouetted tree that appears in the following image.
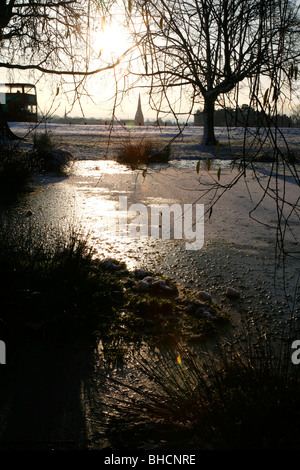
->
[124,0,300,145]
[0,1,124,76]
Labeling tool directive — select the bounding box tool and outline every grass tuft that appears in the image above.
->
[0,216,125,342]
[33,130,74,173]
[100,320,300,450]
[116,138,171,165]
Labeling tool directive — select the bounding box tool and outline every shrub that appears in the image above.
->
[33,130,56,155]
[33,130,74,172]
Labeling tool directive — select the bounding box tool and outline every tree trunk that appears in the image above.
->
[0,103,21,141]
[202,98,217,146]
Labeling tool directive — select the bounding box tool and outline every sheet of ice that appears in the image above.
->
[3,122,299,323]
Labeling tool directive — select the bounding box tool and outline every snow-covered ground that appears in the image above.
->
[9,122,300,160]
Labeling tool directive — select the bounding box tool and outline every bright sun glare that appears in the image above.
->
[93,23,131,60]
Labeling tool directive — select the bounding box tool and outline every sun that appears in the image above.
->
[92,22,132,60]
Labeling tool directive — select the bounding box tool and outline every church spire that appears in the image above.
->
[134,94,144,126]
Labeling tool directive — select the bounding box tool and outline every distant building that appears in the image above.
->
[134,94,144,126]
[193,105,292,128]
[194,109,204,126]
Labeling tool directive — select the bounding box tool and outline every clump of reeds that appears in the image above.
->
[100,320,300,450]
[116,138,170,165]
[0,215,125,341]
